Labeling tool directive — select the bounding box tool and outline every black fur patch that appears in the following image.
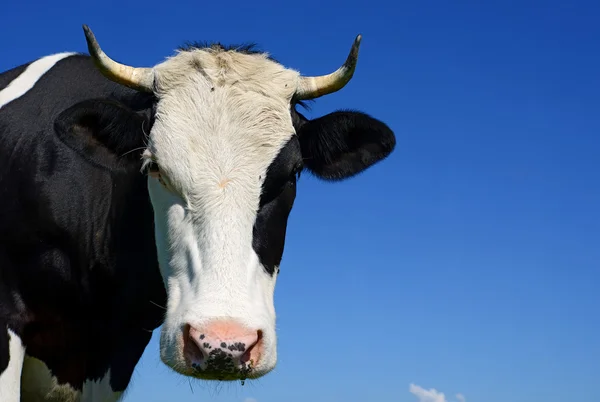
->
[253,138,302,275]
[0,53,166,392]
[0,325,9,375]
[295,109,396,180]
[54,98,151,172]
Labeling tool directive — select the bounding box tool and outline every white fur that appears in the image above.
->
[20,355,122,402]
[0,328,25,402]
[144,47,299,377]
[0,52,76,109]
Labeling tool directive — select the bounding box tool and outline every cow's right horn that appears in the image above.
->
[82,25,154,92]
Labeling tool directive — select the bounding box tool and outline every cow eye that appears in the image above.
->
[146,161,178,193]
[146,161,170,188]
[290,162,303,182]
[147,161,160,178]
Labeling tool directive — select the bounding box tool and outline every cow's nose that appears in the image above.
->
[183,321,262,378]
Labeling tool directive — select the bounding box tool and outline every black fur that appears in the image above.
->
[0,47,395,396]
[0,53,165,393]
[294,109,396,181]
[0,324,9,375]
[54,98,152,171]
[253,138,303,275]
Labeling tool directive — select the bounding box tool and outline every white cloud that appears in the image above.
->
[409,384,466,402]
[409,384,447,402]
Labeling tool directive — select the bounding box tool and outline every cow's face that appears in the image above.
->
[145,47,301,380]
[82,26,395,382]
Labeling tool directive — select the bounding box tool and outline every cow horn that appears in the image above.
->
[82,25,154,92]
[295,34,362,100]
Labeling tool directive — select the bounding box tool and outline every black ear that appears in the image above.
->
[295,109,396,181]
[54,98,150,171]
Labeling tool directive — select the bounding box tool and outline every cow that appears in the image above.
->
[0,25,396,401]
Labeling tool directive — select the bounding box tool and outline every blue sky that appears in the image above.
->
[2,0,599,401]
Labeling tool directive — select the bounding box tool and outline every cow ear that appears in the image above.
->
[54,98,150,170]
[296,110,396,181]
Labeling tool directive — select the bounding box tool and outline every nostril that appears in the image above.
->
[240,330,262,365]
[183,324,206,365]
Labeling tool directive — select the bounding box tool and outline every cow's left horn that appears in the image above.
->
[295,34,362,100]
[82,25,154,92]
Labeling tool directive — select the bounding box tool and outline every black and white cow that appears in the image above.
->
[0,25,395,401]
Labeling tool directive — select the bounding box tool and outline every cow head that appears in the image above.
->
[81,25,395,381]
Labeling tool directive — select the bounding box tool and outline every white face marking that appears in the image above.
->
[20,356,122,402]
[0,328,25,402]
[0,52,76,109]
[145,48,300,377]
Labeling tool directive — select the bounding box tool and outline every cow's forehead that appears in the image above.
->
[146,47,301,204]
[153,47,300,98]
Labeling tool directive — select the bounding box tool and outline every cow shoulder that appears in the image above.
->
[294,108,396,181]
